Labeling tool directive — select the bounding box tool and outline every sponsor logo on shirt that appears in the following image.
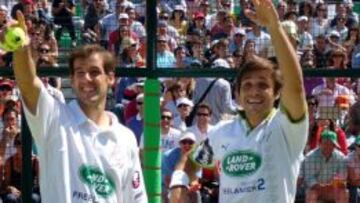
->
[222,150,262,177]
[78,165,116,198]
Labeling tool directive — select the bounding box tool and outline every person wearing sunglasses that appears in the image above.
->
[140,108,181,154]
[162,131,198,203]
[187,103,213,144]
[170,0,308,202]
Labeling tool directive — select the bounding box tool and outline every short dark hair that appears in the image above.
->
[197,103,212,115]
[2,107,18,121]
[69,44,116,75]
[235,55,283,95]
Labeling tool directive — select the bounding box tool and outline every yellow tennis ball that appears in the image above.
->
[0,27,26,52]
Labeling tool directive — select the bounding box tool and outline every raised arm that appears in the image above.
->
[12,11,43,114]
[246,0,307,120]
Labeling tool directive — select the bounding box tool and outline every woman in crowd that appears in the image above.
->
[310,3,329,38]
[169,5,188,37]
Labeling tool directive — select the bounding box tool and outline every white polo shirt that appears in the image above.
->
[191,108,308,203]
[23,85,148,203]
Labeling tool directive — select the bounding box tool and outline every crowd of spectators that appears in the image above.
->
[1,0,360,202]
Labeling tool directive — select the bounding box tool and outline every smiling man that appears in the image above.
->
[170,0,308,202]
[9,11,147,203]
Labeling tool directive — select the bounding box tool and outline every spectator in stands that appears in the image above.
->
[210,39,229,65]
[347,135,360,203]
[159,0,187,15]
[307,118,348,155]
[229,28,246,54]
[126,93,143,146]
[0,6,10,30]
[188,12,207,37]
[198,0,211,29]
[37,21,58,60]
[192,76,236,124]
[232,49,243,68]
[297,16,314,51]
[177,77,195,99]
[330,3,358,30]
[162,131,198,203]
[140,108,181,153]
[108,22,138,56]
[210,12,234,39]
[343,26,360,67]
[156,35,176,68]
[301,49,315,69]
[100,2,126,48]
[346,101,360,143]
[313,34,328,68]
[238,0,252,27]
[312,77,355,110]
[11,0,34,20]
[119,37,144,68]
[173,97,193,131]
[328,13,348,43]
[246,20,271,58]
[173,46,188,68]
[164,82,187,118]
[126,6,145,40]
[83,0,110,44]
[108,0,133,14]
[169,5,188,37]
[276,0,287,21]
[242,39,257,62]
[298,1,314,20]
[1,133,41,203]
[35,0,52,23]
[327,31,346,54]
[304,130,348,203]
[0,81,17,118]
[157,20,178,52]
[0,107,20,163]
[310,3,329,38]
[52,0,76,47]
[187,103,214,143]
[123,81,144,121]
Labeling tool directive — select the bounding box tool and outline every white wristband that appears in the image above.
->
[169,170,189,189]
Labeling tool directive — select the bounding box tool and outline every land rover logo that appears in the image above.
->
[222,151,262,177]
[79,165,116,198]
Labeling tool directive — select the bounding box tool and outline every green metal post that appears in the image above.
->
[21,112,32,203]
[143,0,161,202]
[143,79,161,202]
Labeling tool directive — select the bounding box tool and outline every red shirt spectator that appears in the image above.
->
[108,26,138,54]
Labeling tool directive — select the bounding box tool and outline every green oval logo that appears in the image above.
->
[222,150,262,177]
[79,165,116,198]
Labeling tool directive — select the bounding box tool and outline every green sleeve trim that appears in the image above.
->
[279,103,307,124]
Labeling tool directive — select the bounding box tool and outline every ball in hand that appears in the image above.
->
[1,27,26,52]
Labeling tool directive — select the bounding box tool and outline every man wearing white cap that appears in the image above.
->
[229,28,246,54]
[100,2,128,47]
[297,16,314,51]
[162,131,198,203]
[173,97,193,131]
